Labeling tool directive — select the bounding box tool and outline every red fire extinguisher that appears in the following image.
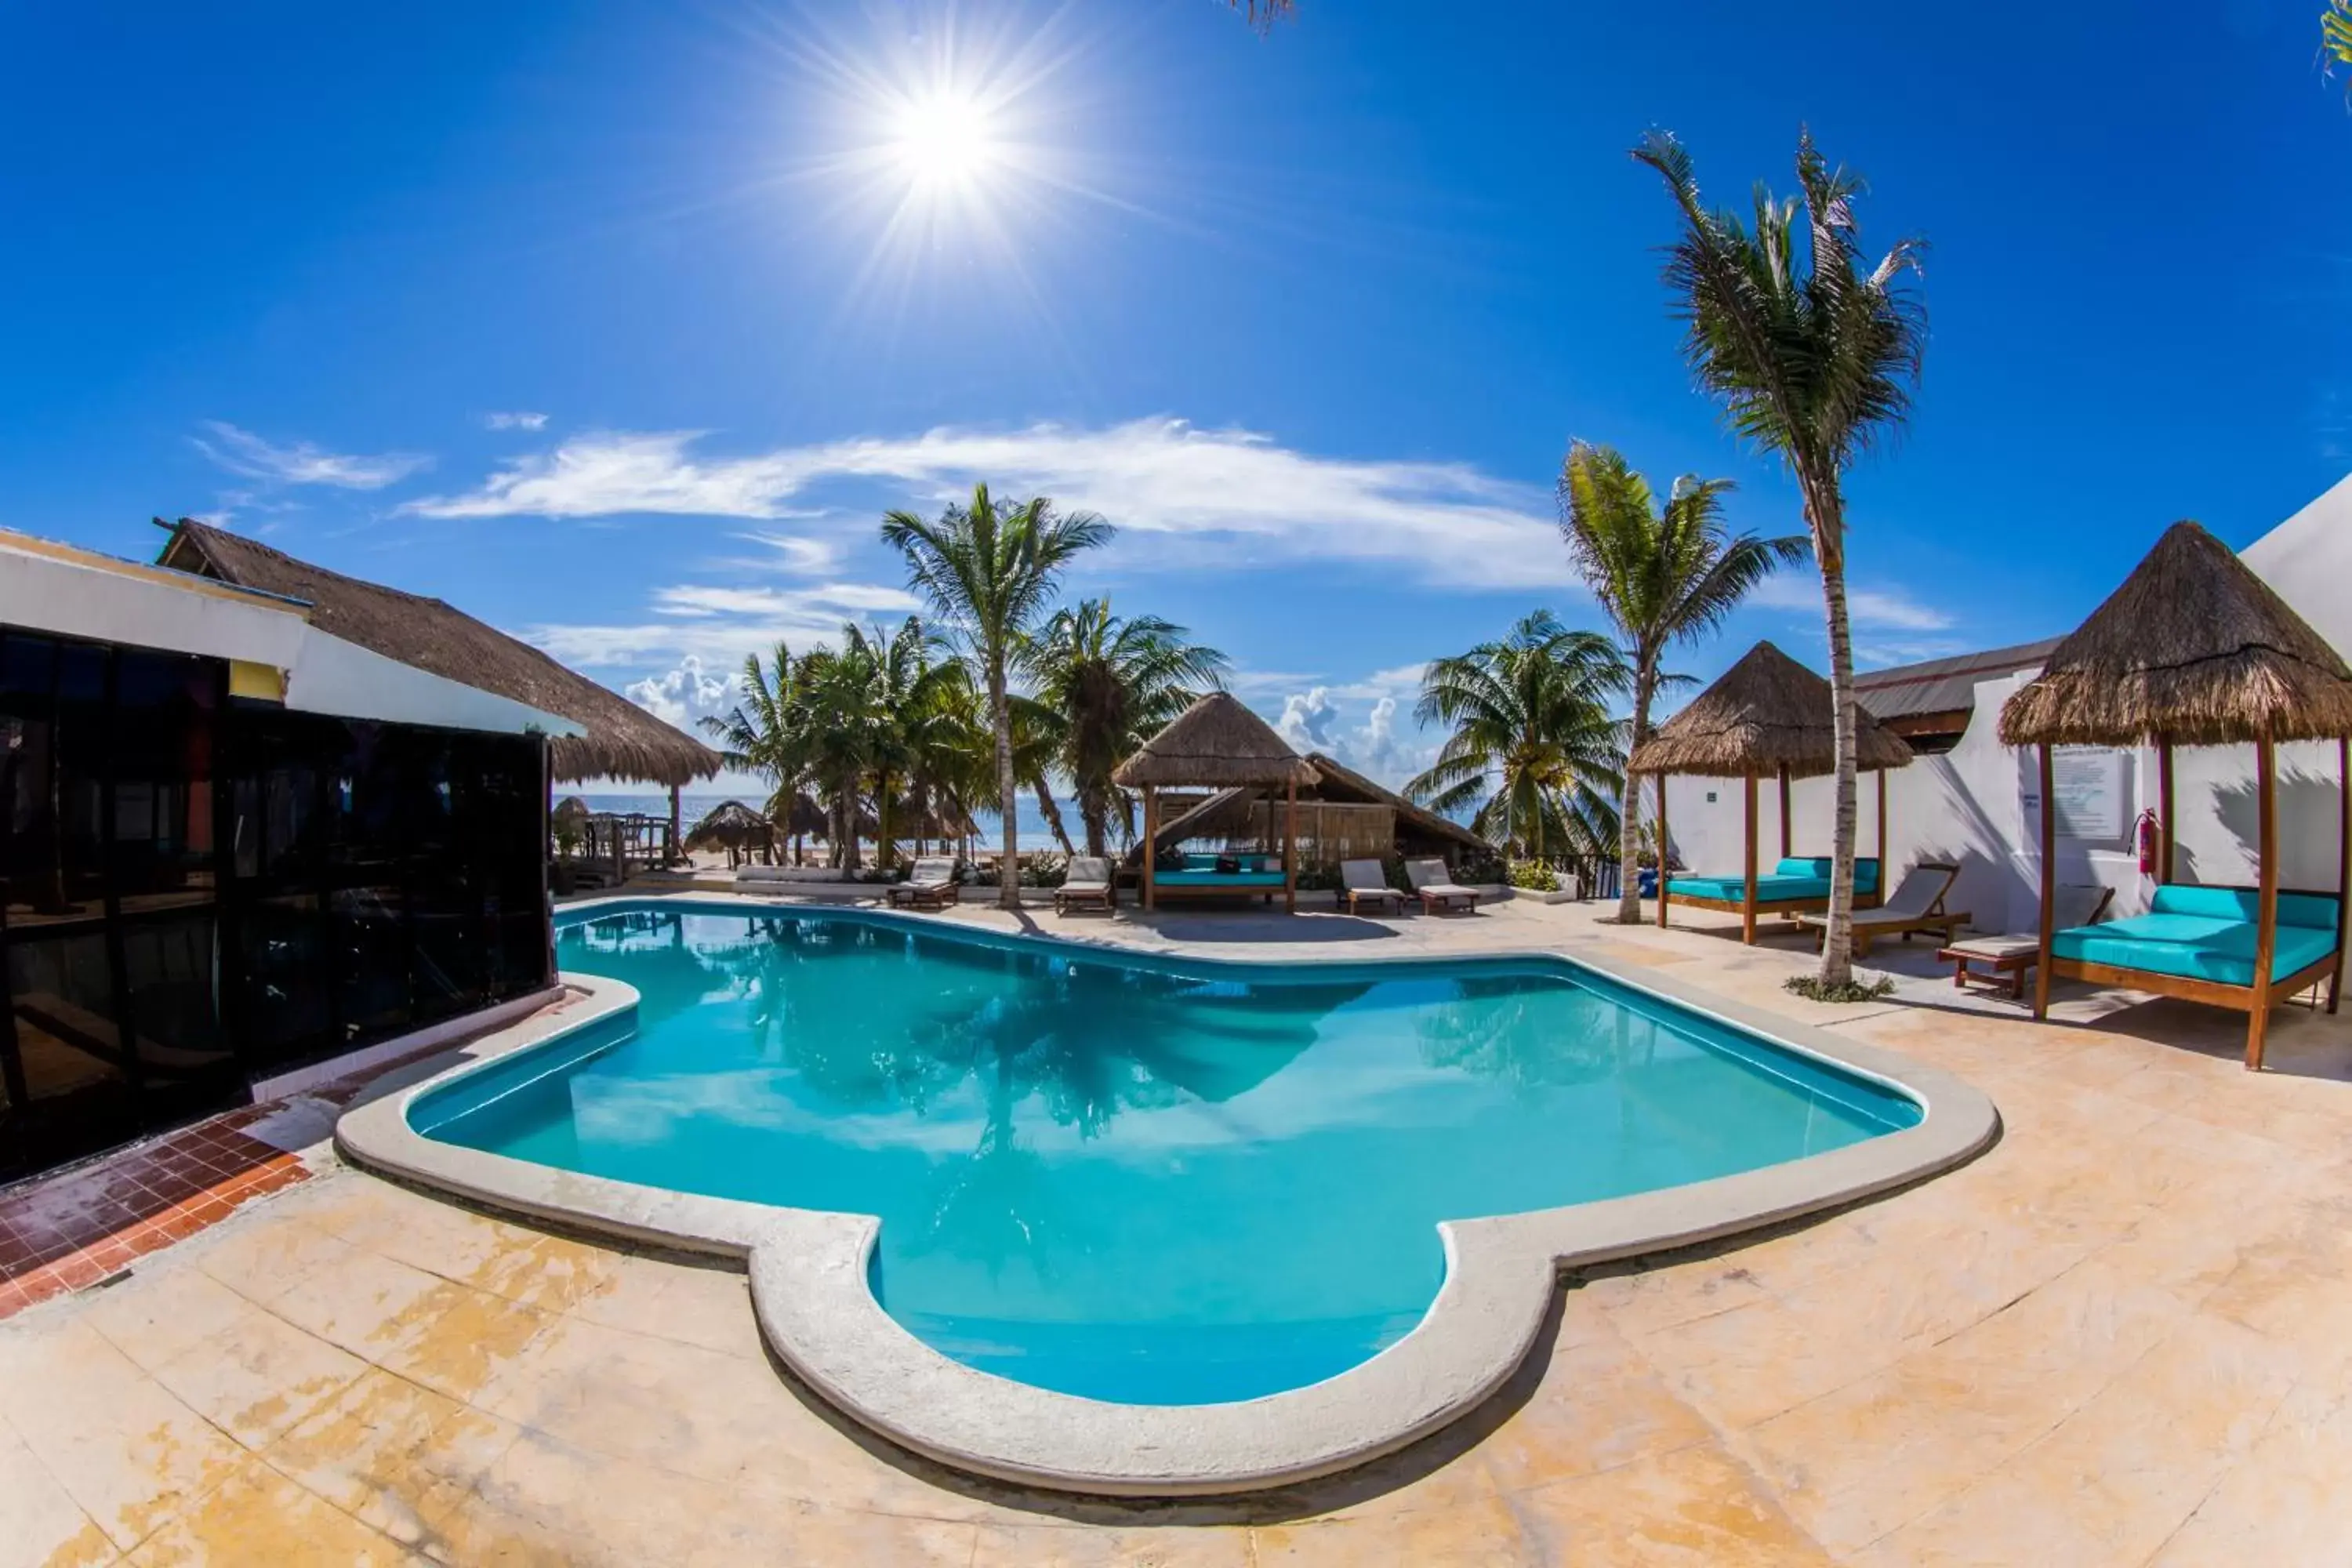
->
[2136,809,2161,877]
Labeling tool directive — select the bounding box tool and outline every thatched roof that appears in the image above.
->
[1111,691,1319,789]
[684,800,771,851]
[774,792,829,837]
[552,796,592,826]
[1301,753,1490,855]
[1629,641,1914,778]
[155,518,722,788]
[1999,521,2352,748]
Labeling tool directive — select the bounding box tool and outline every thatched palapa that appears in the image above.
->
[1998,521,2352,749]
[1629,641,1915,779]
[155,519,722,787]
[684,800,772,855]
[1112,691,1319,789]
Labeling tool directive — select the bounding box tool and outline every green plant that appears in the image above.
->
[1558,441,1806,925]
[1507,860,1560,892]
[1019,855,1069,888]
[1636,129,1925,989]
[1294,862,1344,892]
[1455,852,1510,886]
[1405,612,1630,862]
[884,485,1112,910]
[1783,974,1896,1004]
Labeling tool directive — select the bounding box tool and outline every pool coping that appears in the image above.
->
[334,892,2001,1497]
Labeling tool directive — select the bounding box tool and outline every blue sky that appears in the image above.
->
[5,1,2350,790]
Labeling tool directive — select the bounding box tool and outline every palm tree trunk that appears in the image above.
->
[875,768,895,873]
[1816,514,1860,988]
[990,661,1018,911]
[1033,778,1076,855]
[1618,665,1653,922]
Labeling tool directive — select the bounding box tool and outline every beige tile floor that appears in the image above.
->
[6,895,2352,1566]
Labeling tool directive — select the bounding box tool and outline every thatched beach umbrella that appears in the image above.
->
[1628,641,1914,942]
[1999,521,2352,1068]
[1113,691,1319,913]
[684,800,773,867]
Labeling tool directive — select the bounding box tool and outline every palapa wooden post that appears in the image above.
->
[1283,776,1298,914]
[1875,766,1889,902]
[1655,772,1670,929]
[1741,772,1759,945]
[669,784,682,867]
[2157,739,2176,884]
[2034,743,2056,1021]
[2336,736,2349,1015]
[1142,786,1157,912]
[1777,764,1791,860]
[2249,738,2280,1071]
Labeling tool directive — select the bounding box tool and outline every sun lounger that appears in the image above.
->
[1940,885,2114,997]
[886,856,960,911]
[1664,856,1883,942]
[1056,856,1115,915]
[1406,858,1479,915]
[1341,858,1405,916]
[2045,884,2343,1014]
[1795,862,1965,957]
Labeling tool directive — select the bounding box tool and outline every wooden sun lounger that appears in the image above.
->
[1795,862,1963,958]
[887,858,961,910]
[1406,858,1479,915]
[1940,886,2115,998]
[1340,858,1406,916]
[1056,858,1115,915]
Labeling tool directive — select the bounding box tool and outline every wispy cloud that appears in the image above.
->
[194,421,430,490]
[1751,573,1955,632]
[520,579,921,670]
[404,419,1567,589]
[482,410,550,431]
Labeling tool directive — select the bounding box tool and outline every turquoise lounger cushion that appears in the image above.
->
[1171,854,1280,874]
[2053,913,2339,988]
[1666,858,1880,905]
[1154,870,1286,888]
[2148,884,2339,930]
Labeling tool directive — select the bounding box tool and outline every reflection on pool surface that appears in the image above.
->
[413,906,1921,1405]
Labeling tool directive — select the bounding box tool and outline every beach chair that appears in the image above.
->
[1341,858,1406,916]
[1941,885,2114,999]
[1796,862,1965,958]
[1406,858,1479,915]
[1056,856,1115,915]
[886,856,960,911]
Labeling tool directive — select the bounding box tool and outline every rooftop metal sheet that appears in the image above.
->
[1853,637,2061,722]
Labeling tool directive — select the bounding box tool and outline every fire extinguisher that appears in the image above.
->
[2136,809,2161,877]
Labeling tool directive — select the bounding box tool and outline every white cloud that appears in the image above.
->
[733,531,843,575]
[624,655,743,730]
[519,579,920,671]
[483,410,550,431]
[402,419,1568,590]
[1751,574,1954,632]
[194,421,430,490]
[1272,677,1435,789]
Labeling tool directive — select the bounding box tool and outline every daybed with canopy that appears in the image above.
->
[2000,521,2352,1070]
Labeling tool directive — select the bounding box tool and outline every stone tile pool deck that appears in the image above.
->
[5,893,2351,1564]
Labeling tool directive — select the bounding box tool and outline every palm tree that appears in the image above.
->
[702,641,821,852]
[1406,612,1631,861]
[1633,129,1926,987]
[1558,441,1808,923]
[882,486,1114,909]
[1022,599,1229,858]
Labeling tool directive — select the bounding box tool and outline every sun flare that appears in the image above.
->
[889,89,997,187]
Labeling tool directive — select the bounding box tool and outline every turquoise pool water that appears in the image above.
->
[413,905,1920,1405]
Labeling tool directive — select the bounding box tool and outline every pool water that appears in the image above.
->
[415,906,1920,1405]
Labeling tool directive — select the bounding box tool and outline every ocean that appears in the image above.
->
[576,793,1075,853]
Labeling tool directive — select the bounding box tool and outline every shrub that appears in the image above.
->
[1783,974,1896,1004]
[1507,860,1560,892]
[1294,862,1344,891]
[1455,853,1509,886]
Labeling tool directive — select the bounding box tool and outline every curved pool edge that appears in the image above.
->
[334,898,2002,1497]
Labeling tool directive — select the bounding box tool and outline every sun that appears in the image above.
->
[888,89,999,188]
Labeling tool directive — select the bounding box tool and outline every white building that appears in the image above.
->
[1659,474,2352,935]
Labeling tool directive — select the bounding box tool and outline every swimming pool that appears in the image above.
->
[411,904,1922,1406]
